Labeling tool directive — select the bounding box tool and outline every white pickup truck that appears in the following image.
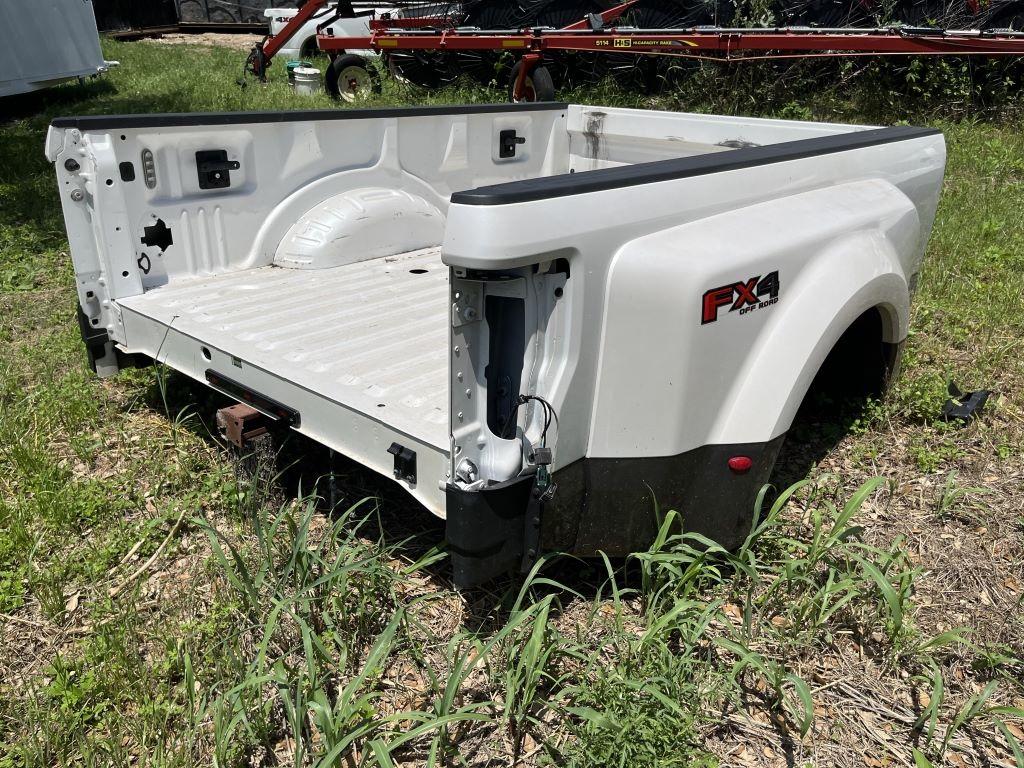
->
[47,104,945,585]
[263,5,382,61]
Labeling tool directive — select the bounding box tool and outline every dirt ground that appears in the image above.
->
[130,31,263,52]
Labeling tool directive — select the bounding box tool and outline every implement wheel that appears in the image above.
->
[325,54,381,102]
[508,61,555,102]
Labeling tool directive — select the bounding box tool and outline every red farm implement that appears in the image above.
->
[246,0,1024,100]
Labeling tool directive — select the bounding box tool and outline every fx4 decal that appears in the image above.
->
[701,270,780,325]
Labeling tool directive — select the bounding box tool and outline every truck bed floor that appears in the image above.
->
[117,247,450,449]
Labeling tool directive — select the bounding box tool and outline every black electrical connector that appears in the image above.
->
[531,446,553,466]
[503,393,560,574]
[501,393,559,446]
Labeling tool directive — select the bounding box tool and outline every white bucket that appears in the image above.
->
[292,66,322,95]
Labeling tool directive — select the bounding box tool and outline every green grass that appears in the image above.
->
[0,36,1022,767]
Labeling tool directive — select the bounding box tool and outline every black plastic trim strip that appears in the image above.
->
[542,436,786,557]
[445,436,787,587]
[49,102,569,131]
[205,369,301,427]
[451,124,941,206]
[76,305,108,374]
[446,474,536,589]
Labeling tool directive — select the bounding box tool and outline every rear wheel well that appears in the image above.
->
[300,37,325,59]
[772,307,900,487]
[805,306,899,408]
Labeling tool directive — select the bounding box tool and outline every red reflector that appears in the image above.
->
[728,456,753,474]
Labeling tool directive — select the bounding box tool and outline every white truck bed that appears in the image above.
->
[118,247,450,450]
[48,103,945,582]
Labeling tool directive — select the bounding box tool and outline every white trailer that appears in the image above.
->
[0,0,111,99]
[46,103,945,585]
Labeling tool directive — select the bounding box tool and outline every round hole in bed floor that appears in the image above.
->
[409,268,428,275]
[377,403,386,408]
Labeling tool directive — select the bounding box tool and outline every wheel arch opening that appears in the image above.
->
[808,304,902,405]
[300,37,322,59]
[771,305,902,488]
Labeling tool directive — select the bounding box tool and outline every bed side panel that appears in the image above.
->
[443,130,945,475]
[589,179,919,458]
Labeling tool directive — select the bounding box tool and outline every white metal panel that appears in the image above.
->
[275,188,445,269]
[565,104,871,171]
[589,179,920,457]
[51,108,569,293]
[0,0,106,97]
[264,7,381,59]
[118,308,451,516]
[117,248,451,450]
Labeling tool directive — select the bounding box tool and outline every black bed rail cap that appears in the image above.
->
[49,101,570,131]
[451,124,941,206]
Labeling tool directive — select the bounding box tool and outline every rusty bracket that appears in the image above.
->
[216,403,272,449]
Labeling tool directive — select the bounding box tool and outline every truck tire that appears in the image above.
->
[325,54,381,102]
[300,36,325,60]
[508,61,556,102]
